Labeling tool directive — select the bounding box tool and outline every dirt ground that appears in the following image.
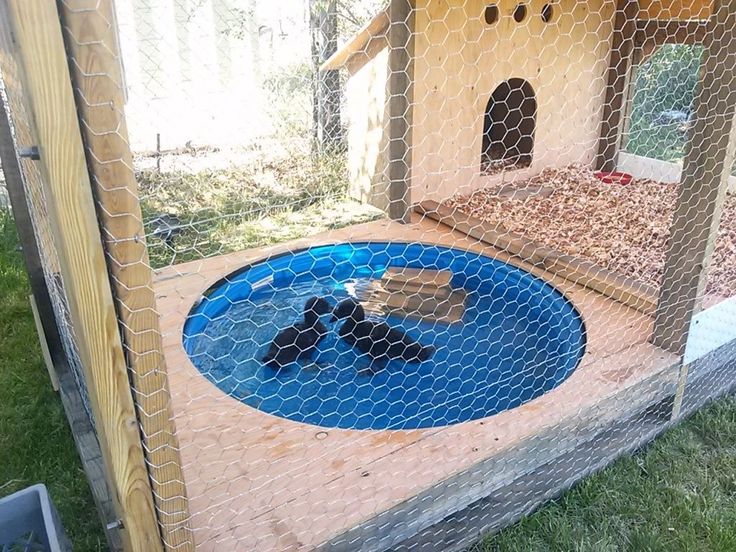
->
[444,165,736,300]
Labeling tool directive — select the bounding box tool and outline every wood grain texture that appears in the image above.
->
[56,1,193,549]
[4,1,162,550]
[152,216,676,551]
[28,294,59,391]
[0,8,123,549]
[639,0,712,19]
[597,0,640,171]
[652,0,736,355]
[320,7,390,71]
[416,201,659,315]
[390,397,675,552]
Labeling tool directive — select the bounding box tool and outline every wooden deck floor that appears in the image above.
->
[153,215,679,551]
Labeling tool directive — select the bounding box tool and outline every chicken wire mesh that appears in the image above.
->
[3,0,736,550]
[0,62,95,429]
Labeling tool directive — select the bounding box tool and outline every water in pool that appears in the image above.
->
[184,242,586,430]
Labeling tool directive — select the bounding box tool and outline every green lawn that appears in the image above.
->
[1,210,735,552]
[0,211,106,550]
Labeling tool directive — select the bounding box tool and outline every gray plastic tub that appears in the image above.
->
[0,484,71,551]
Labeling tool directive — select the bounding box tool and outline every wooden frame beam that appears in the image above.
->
[636,19,708,46]
[652,0,736,356]
[597,0,640,172]
[320,8,390,72]
[0,9,125,549]
[635,20,709,65]
[387,0,415,223]
[56,2,194,550]
[3,1,163,550]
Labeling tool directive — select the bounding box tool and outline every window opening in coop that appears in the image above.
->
[541,3,554,22]
[623,44,703,162]
[481,78,536,174]
[484,4,499,24]
[513,4,528,22]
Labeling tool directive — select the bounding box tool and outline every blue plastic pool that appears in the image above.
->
[183,242,586,430]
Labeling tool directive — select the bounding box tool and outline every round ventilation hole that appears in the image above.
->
[484,4,499,25]
[513,4,528,22]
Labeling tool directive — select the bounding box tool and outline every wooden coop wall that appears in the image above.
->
[346,0,616,208]
[347,46,391,211]
[412,0,615,202]
[345,0,717,211]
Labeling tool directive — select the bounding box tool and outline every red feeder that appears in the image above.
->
[594,171,633,186]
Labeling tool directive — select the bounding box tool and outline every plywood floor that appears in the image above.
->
[154,215,679,551]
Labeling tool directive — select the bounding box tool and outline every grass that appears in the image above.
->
[626,119,689,165]
[137,148,384,268]
[476,397,736,551]
[0,211,106,551]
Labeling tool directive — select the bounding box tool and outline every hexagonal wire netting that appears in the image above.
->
[4,0,736,550]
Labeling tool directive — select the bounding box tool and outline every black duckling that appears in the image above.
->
[262,296,332,369]
[332,298,435,368]
[149,213,184,248]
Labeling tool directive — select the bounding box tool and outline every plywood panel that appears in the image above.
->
[639,0,713,19]
[411,0,615,203]
[347,46,391,210]
[154,217,675,551]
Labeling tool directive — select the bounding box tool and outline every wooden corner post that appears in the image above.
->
[652,0,736,358]
[3,1,164,550]
[387,0,415,223]
[55,1,194,550]
[597,0,639,172]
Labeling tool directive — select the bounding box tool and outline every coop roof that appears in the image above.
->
[320,7,390,72]
[321,0,712,73]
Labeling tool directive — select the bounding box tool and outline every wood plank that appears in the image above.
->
[29,294,59,391]
[4,1,162,550]
[56,2,193,549]
[636,19,708,46]
[382,266,453,287]
[652,0,736,355]
[320,8,390,71]
[639,0,712,20]
[0,2,69,372]
[597,0,640,171]
[365,287,466,323]
[387,0,415,222]
[0,11,123,551]
[390,398,675,552]
[152,216,662,551]
[416,201,659,315]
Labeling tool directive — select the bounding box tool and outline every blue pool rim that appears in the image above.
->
[182,241,588,430]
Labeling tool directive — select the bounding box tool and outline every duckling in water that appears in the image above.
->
[262,296,332,369]
[332,298,435,370]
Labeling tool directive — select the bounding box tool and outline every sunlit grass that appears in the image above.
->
[0,212,106,551]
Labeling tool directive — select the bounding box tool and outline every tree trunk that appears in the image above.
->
[310,0,342,151]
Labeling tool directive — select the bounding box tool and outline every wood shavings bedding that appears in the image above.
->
[444,164,736,299]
